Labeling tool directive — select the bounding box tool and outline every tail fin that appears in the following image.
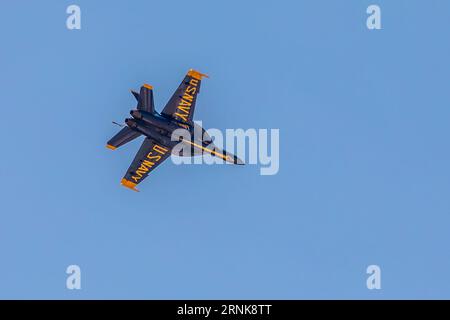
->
[106,127,141,150]
[131,84,155,114]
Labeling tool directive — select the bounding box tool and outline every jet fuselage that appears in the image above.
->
[125,109,210,150]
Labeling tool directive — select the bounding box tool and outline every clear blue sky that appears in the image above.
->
[1,0,449,299]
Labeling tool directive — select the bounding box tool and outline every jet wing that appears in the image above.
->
[121,138,171,191]
[161,69,208,123]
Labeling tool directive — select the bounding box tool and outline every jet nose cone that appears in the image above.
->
[234,156,245,165]
[225,154,245,165]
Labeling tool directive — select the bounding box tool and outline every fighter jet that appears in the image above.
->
[106,69,244,191]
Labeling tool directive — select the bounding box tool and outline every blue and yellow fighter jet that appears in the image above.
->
[107,69,244,191]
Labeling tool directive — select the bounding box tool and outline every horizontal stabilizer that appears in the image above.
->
[106,127,141,150]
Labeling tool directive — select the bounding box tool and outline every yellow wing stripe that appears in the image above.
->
[182,139,229,161]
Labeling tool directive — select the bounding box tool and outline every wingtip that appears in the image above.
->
[106,144,117,150]
[188,69,209,80]
[121,178,139,192]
